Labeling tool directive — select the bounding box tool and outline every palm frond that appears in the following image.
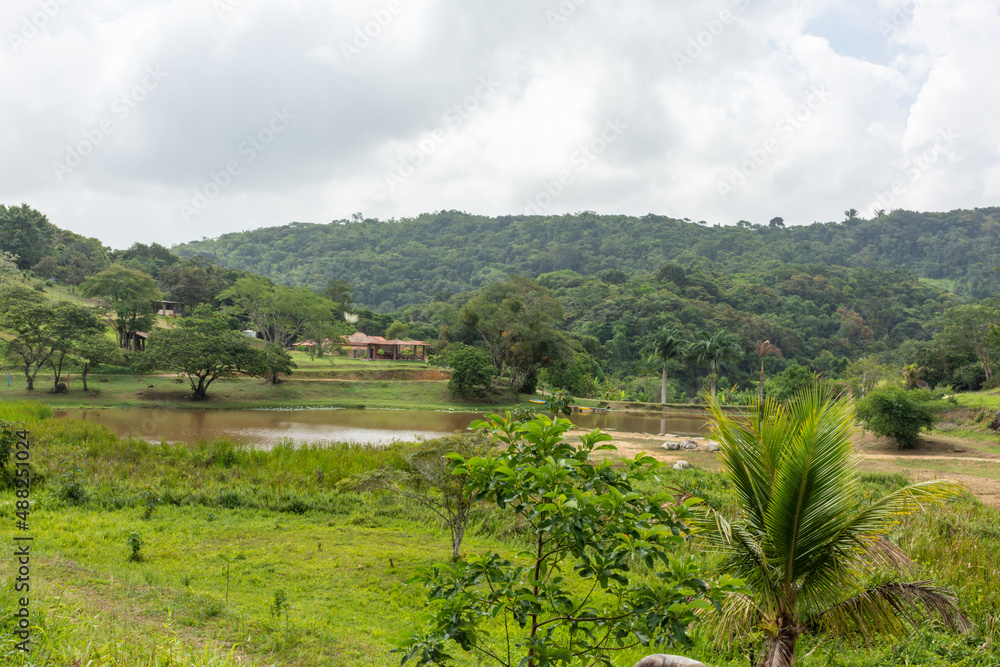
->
[762,388,858,583]
[815,580,972,638]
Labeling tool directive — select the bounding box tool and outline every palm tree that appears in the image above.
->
[844,208,859,222]
[646,327,684,404]
[687,329,743,398]
[903,362,925,389]
[700,388,969,667]
[754,340,781,405]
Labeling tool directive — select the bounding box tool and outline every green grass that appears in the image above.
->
[0,371,511,411]
[3,403,1000,666]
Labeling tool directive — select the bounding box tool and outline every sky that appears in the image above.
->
[2,0,999,248]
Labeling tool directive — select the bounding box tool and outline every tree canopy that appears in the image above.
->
[81,265,162,353]
[142,306,267,400]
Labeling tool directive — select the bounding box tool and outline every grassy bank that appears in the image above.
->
[2,402,999,666]
[0,372,510,412]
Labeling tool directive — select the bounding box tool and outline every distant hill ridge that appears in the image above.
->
[172,208,1000,310]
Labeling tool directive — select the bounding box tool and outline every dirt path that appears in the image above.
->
[575,427,1000,508]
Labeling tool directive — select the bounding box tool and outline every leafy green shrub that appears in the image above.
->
[856,386,936,448]
[127,532,144,562]
[764,363,817,402]
[0,420,17,475]
[441,343,497,398]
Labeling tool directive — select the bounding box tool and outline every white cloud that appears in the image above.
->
[1,0,998,246]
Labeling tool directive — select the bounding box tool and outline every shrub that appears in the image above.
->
[765,363,818,402]
[856,386,936,448]
[441,343,497,398]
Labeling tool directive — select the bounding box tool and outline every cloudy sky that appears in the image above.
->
[3,0,998,248]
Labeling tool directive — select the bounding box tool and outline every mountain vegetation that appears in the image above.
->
[173,208,1000,306]
[3,204,1000,400]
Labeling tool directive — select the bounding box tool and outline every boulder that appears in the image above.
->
[633,655,706,667]
[673,460,692,471]
[681,439,699,450]
[661,441,681,451]
[705,441,721,452]
[988,410,1000,434]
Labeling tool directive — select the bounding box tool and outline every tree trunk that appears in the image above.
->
[759,626,799,667]
[710,373,717,398]
[759,359,765,406]
[25,374,34,391]
[661,367,667,404]
[82,362,90,392]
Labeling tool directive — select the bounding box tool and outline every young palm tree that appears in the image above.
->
[754,340,782,405]
[687,330,743,398]
[700,387,969,667]
[646,327,684,404]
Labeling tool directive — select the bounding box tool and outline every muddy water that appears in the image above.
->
[53,408,708,448]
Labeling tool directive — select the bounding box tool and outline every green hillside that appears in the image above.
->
[172,208,1000,309]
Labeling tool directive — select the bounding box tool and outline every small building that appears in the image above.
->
[125,331,147,352]
[156,300,185,317]
[345,332,429,361]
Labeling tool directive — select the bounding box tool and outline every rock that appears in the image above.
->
[673,460,692,471]
[633,655,706,667]
[705,441,721,452]
[988,410,1000,434]
[661,441,681,451]
[681,439,699,450]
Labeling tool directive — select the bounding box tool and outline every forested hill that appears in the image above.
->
[172,207,1000,310]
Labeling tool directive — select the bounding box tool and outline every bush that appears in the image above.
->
[856,386,936,448]
[765,363,818,402]
[441,343,497,398]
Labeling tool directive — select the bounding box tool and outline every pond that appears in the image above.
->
[53,408,710,448]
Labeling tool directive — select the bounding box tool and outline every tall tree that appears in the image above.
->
[687,329,743,398]
[646,327,684,404]
[701,388,969,667]
[930,303,1000,383]
[142,305,267,400]
[158,256,236,309]
[72,334,124,391]
[44,302,106,390]
[81,265,162,354]
[0,204,55,269]
[460,276,568,393]
[0,287,51,391]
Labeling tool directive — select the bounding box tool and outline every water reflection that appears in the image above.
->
[54,408,708,448]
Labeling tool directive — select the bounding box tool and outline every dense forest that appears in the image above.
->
[3,203,998,400]
[173,208,1000,308]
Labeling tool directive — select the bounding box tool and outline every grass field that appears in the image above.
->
[2,401,1000,666]
[0,370,513,412]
